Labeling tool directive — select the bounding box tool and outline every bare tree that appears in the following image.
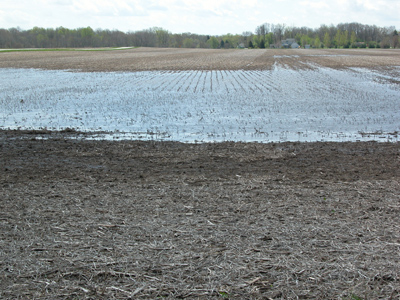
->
[273,24,286,43]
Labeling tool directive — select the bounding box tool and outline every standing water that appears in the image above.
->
[0,66,399,142]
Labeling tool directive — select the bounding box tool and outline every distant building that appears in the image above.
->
[291,42,300,49]
[270,39,301,49]
[281,38,297,48]
[305,44,311,49]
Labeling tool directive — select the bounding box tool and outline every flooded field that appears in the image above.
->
[0,65,399,142]
[1,49,400,299]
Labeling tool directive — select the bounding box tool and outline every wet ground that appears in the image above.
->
[1,48,400,298]
[1,48,400,71]
[1,130,399,299]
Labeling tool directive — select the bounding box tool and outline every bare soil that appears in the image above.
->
[1,48,400,71]
[1,49,400,299]
[1,130,399,299]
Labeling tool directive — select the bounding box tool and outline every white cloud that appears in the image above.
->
[0,0,398,34]
[299,1,329,9]
[357,0,379,11]
[40,0,73,5]
[70,0,142,16]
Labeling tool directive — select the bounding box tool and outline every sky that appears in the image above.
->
[1,0,399,35]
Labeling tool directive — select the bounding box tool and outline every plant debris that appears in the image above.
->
[1,131,399,299]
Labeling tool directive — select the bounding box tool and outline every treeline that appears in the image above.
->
[252,23,399,49]
[0,22,399,49]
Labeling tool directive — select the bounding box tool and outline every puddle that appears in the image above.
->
[0,67,399,142]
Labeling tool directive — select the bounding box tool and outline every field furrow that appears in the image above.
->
[1,48,399,300]
[0,55,399,143]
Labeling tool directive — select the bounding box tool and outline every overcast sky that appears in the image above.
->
[1,0,399,35]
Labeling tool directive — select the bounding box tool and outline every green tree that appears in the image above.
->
[323,32,330,48]
[314,36,321,48]
[56,26,69,47]
[334,29,341,47]
[300,34,312,47]
[350,31,357,47]
[252,35,260,48]
[265,32,274,47]
[340,30,349,47]
[153,27,170,47]
[183,38,194,48]
[207,36,219,49]
[0,29,13,48]
[36,33,48,47]
[80,26,94,46]
[80,27,94,38]
[259,38,265,48]
[221,33,239,48]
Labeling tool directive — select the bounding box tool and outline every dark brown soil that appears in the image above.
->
[1,130,399,299]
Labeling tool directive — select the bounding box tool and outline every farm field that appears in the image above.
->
[1,48,400,299]
[1,49,400,142]
[1,47,400,71]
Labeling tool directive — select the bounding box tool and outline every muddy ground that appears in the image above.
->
[1,130,399,299]
[1,48,400,71]
[1,48,400,298]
